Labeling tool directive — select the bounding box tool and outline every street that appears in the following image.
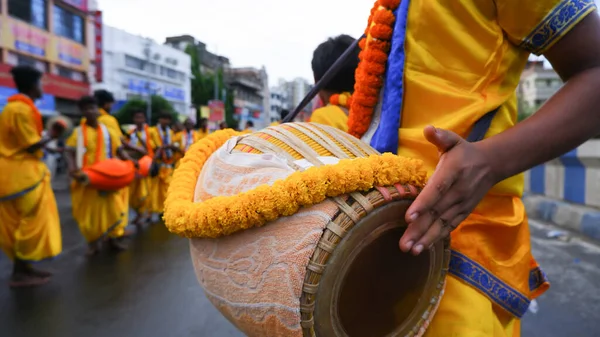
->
[1,186,599,337]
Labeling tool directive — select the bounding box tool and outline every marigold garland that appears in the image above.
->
[163,129,426,239]
[329,92,352,108]
[348,0,401,139]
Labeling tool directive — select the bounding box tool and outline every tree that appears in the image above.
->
[185,44,235,128]
[115,95,177,126]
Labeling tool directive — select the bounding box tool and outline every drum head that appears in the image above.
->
[314,200,449,337]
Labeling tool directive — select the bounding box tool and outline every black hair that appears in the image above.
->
[158,112,173,120]
[311,34,359,93]
[93,89,115,106]
[246,121,254,127]
[132,110,146,118]
[78,95,97,109]
[11,65,42,93]
[280,109,289,121]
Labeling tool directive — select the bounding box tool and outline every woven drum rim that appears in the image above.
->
[299,185,451,337]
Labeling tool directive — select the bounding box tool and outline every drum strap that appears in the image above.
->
[466,107,499,143]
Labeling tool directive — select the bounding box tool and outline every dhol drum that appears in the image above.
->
[81,158,136,191]
[164,123,450,337]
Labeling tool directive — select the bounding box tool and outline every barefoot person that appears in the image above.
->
[65,96,135,255]
[344,0,600,335]
[0,66,64,287]
[308,34,359,132]
[123,110,154,230]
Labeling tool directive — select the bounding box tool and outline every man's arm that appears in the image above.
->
[484,12,600,181]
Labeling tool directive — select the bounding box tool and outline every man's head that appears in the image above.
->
[93,90,115,113]
[219,121,227,130]
[245,120,254,129]
[78,96,99,122]
[11,65,43,100]
[311,35,359,100]
[184,118,195,131]
[280,109,289,122]
[132,110,146,127]
[199,117,208,130]
[158,112,173,128]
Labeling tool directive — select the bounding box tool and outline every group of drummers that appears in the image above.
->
[0,65,212,287]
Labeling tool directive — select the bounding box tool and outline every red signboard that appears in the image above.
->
[208,100,225,122]
[60,0,89,11]
[94,11,103,83]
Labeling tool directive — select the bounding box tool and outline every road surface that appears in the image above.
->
[0,188,598,336]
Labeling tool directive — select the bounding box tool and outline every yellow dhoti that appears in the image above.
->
[71,182,127,242]
[149,166,172,214]
[129,177,150,213]
[0,173,62,261]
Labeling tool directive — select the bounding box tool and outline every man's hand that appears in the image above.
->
[399,125,500,255]
[69,169,85,181]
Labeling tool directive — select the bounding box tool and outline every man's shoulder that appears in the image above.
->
[3,100,32,116]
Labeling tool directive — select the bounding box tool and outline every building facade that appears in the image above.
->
[271,78,313,121]
[91,25,192,116]
[0,0,94,116]
[165,35,230,75]
[518,60,562,110]
[269,86,290,123]
[226,66,269,129]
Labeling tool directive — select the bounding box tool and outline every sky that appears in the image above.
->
[98,0,373,86]
[98,0,600,86]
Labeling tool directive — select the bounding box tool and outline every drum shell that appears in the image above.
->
[82,159,136,191]
[189,187,449,337]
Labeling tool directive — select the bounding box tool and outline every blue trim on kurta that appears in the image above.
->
[519,0,596,55]
[449,250,547,318]
[0,173,45,202]
[369,0,411,154]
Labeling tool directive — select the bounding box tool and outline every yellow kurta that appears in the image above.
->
[66,125,127,242]
[127,125,155,213]
[309,105,348,132]
[0,99,62,261]
[392,1,595,335]
[149,126,175,213]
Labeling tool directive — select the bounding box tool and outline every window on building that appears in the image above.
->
[7,52,48,73]
[125,55,145,70]
[53,5,85,43]
[56,65,84,82]
[9,0,48,30]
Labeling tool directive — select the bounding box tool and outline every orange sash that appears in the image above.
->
[81,121,104,168]
[7,94,43,136]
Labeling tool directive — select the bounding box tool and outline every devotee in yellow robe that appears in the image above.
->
[123,110,154,229]
[349,1,600,336]
[80,90,130,230]
[308,35,359,132]
[65,96,135,255]
[0,65,64,287]
[149,112,177,214]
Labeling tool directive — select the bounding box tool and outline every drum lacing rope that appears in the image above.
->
[236,136,304,171]
[317,124,379,156]
[333,197,361,224]
[261,127,324,166]
[285,123,349,159]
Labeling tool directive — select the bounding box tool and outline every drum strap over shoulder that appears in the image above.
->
[466,108,499,143]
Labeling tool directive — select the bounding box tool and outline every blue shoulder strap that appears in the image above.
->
[466,108,499,143]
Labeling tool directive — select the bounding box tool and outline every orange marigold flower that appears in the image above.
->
[370,24,394,40]
[373,9,396,26]
[378,0,401,10]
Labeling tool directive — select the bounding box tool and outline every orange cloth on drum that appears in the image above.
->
[66,124,127,242]
[0,96,62,261]
[309,105,348,132]
[395,0,593,327]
